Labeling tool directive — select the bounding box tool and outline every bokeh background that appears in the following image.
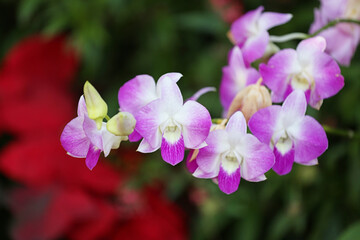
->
[0,0,360,239]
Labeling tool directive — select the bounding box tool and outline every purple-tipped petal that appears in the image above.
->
[85,144,102,170]
[226,111,247,135]
[249,105,281,144]
[186,150,198,173]
[218,164,241,194]
[157,76,183,114]
[135,99,167,149]
[173,100,211,149]
[118,74,157,113]
[158,72,183,84]
[273,146,295,175]
[297,36,327,62]
[83,116,103,150]
[258,12,292,30]
[310,52,344,107]
[193,167,218,179]
[161,135,185,166]
[260,49,300,102]
[242,30,269,64]
[60,117,90,158]
[77,96,88,117]
[281,90,307,127]
[188,87,216,101]
[137,138,160,153]
[248,174,266,182]
[231,6,264,46]
[196,130,230,174]
[237,134,275,180]
[128,130,143,142]
[287,116,328,164]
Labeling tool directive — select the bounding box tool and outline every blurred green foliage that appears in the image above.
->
[0,0,360,239]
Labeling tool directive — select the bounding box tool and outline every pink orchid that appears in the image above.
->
[220,46,260,113]
[60,96,124,170]
[249,90,328,175]
[134,76,212,166]
[230,6,292,64]
[310,0,360,66]
[193,111,274,194]
[260,36,344,109]
[118,73,183,142]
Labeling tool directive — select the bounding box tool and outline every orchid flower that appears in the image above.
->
[220,46,260,113]
[310,0,360,66]
[248,90,328,175]
[230,6,292,64]
[135,76,212,166]
[193,111,274,194]
[260,36,344,109]
[60,96,128,170]
[118,73,183,142]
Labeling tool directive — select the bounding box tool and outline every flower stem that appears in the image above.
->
[310,18,360,37]
[322,125,360,140]
[105,115,111,121]
[270,32,309,43]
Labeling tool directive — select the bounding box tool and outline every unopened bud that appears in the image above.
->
[83,81,108,130]
[227,79,272,122]
[107,112,136,136]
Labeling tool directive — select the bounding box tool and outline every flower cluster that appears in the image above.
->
[0,35,187,240]
[61,3,356,194]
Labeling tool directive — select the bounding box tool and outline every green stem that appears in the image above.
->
[310,18,360,37]
[105,115,111,121]
[322,125,359,139]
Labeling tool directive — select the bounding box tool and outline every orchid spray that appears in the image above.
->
[61,2,360,194]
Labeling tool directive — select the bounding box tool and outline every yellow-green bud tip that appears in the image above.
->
[107,112,136,136]
[83,81,108,129]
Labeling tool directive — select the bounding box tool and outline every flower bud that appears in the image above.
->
[227,79,272,122]
[83,81,108,129]
[106,112,136,136]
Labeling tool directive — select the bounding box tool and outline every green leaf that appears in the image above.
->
[338,221,360,240]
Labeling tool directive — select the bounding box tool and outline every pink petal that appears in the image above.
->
[193,167,218,179]
[218,164,241,194]
[310,52,344,107]
[60,117,90,158]
[231,6,264,46]
[188,87,216,101]
[118,74,157,114]
[186,150,198,174]
[258,12,292,30]
[281,90,307,126]
[226,111,247,135]
[242,30,269,64]
[272,146,295,175]
[260,49,300,103]
[157,76,183,114]
[85,144,101,170]
[135,99,167,149]
[161,134,185,166]
[157,72,183,84]
[237,134,275,180]
[173,100,211,148]
[297,37,327,63]
[77,96,87,117]
[83,116,103,150]
[196,130,229,174]
[248,174,266,182]
[287,116,328,164]
[128,130,143,142]
[248,105,281,144]
[137,138,160,153]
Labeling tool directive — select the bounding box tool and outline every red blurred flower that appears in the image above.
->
[210,0,244,23]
